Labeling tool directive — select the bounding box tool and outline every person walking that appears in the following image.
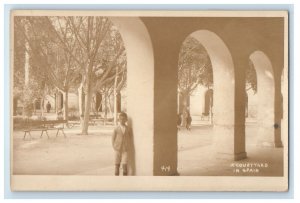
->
[46,101,51,113]
[186,111,192,130]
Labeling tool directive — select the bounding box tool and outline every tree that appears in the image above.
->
[246,59,257,93]
[17,17,81,120]
[13,17,26,115]
[178,36,213,123]
[103,31,127,125]
[113,62,126,125]
[15,16,126,133]
[45,17,82,121]
[14,17,52,118]
[46,16,126,134]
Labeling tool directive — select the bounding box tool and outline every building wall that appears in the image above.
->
[190,86,207,116]
[44,92,78,112]
[247,89,258,118]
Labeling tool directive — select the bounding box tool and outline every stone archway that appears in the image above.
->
[249,51,276,147]
[189,30,246,160]
[110,18,155,175]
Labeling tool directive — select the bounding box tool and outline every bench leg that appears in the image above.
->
[56,129,66,138]
[40,130,49,139]
[40,130,44,138]
[46,130,50,139]
[62,129,66,138]
[23,131,32,140]
[56,129,59,137]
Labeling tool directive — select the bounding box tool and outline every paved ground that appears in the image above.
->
[178,123,283,176]
[13,121,283,176]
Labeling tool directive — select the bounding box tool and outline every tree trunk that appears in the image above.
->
[23,24,30,118]
[78,84,84,129]
[181,92,190,127]
[95,92,102,112]
[113,91,119,125]
[107,93,113,116]
[40,98,44,117]
[33,100,36,115]
[91,94,96,116]
[54,93,57,113]
[113,66,119,125]
[178,93,184,114]
[63,90,69,122]
[81,62,94,135]
[81,87,92,135]
[104,90,107,126]
[24,39,30,85]
[113,91,117,125]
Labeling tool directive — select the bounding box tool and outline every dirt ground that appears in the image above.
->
[13,125,115,175]
[12,122,284,176]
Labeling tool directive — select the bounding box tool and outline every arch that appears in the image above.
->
[190,30,234,123]
[110,18,154,175]
[189,30,237,158]
[249,51,275,147]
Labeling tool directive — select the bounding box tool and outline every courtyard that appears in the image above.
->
[13,121,283,176]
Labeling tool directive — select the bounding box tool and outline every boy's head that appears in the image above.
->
[118,112,128,125]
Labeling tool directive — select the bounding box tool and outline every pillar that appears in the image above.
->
[232,56,247,160]
[111,17,155,175]
[212,55,247,161]
[152,41,179,176]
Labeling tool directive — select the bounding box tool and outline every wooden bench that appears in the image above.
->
[78,115,113,126]
[23,120,67,140]
[89,115,104,125]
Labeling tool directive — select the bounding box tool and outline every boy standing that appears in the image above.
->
[112,112,131,176]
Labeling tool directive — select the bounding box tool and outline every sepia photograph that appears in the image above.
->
[10,10,288,191]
